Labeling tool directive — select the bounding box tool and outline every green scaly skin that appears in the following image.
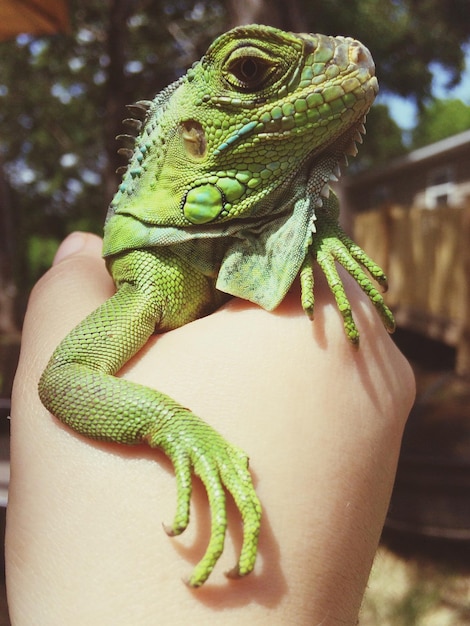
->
[39,24,395,587]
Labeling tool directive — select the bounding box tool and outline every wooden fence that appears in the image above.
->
[354,203,470,375]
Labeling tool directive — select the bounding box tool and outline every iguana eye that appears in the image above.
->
[230,57,267,84]
[224,46,276,91]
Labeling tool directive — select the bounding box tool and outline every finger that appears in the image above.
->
[53,231,103,265]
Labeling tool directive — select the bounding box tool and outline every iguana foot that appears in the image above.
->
[305,195,396,343]
[148,410,261,587]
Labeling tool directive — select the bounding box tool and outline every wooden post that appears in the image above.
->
[456,205,470,376]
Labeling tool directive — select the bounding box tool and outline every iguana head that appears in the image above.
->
[108,24,377,230]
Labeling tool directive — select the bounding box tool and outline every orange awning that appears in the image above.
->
[0,0,69,41]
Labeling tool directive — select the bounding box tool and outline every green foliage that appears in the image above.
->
[411,98,470,148]
[1,17,106,228]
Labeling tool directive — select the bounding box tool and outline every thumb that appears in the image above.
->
[25,231,111,357]
[53,232,103,265]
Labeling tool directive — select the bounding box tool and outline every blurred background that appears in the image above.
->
[0,1,469,623]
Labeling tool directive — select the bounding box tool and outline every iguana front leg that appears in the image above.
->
[301,193,396,343]
[39,248,261,587]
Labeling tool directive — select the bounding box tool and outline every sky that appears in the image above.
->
[380,45,470,130]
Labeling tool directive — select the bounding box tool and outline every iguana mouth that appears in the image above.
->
[308,116,369,205]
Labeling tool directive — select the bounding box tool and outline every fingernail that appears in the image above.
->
[53,232,87,265]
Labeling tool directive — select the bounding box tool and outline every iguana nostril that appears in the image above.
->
[350,42,374,71]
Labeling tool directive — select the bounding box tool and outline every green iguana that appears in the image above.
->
[39,24,395,587]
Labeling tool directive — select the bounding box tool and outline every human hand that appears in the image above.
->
[6,231,414,625]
